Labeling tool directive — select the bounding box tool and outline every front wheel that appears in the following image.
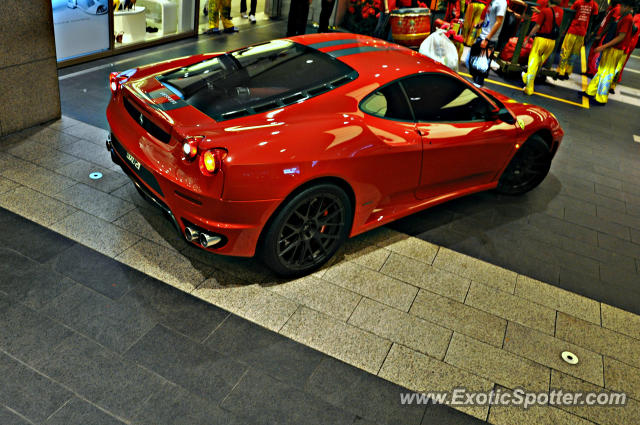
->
[496,134,552,195]
[260,184,352,277]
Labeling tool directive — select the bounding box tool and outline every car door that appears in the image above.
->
[359,81,422,207]
[400,73,516,200]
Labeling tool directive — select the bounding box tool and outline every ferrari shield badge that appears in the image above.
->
[516,118,525,130]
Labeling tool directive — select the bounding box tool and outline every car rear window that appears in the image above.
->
[157,40,357,121]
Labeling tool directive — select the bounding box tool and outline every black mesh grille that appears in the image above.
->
[123,97,172,143]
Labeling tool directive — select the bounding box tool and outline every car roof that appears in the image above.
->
[291,33,450,84]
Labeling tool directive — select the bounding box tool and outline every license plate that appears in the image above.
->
[126,152,141,170]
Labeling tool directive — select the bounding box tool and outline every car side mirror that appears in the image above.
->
[494,108,516,124]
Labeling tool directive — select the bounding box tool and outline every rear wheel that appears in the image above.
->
[260,184,352,277]
[496,134,552,195]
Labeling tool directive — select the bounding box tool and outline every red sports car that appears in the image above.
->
[106,33,563,276]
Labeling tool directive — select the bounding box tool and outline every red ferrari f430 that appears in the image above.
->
[106,33,563,276]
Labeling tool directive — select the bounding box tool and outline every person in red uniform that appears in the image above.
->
[611,11,639,90]
[522,0,563,94]
[556,0,599,79]
[586,0,635,104]
[586,0,621,76]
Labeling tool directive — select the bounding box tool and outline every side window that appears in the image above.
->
[360,83,413,121]
[401,74,492,122]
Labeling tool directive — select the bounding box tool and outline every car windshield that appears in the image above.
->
[157,40,356,121]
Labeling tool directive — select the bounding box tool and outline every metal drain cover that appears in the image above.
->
[561,351,579,365]
[89,172,103,180]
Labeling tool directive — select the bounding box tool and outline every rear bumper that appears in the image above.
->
[106,133,279,257]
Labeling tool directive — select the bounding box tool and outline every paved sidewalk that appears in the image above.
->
[0,208,482,425]
[2,118,640,424]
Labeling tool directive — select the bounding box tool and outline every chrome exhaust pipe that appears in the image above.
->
[184,226,200,242]
[199,233,222,248]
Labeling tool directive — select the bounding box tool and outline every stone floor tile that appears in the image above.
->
[0,186,77,226]
[384,236,440,264]
[550,370,640,425]
[0,249,75,310]
[59,139,119,171]
[267,275,362,322]
[132,382,235,425]
[41,284,157,354]
[35,122,82,144]
[46,397,125,425]
[304,356,428,425]
[48,243,145,300]
[55,159,129,194]
[410,290,507,347]
[600,303,640,341]
[487,387,595,425]
[205,314,325,390]
[433,247,517,293]
[113,208,188,251]
[0,176,19,195]
[348,297,452,359]
[515,275,601,324]
[241,289,299,332]
[503,322,604,386]
[422,401,488,425]
[280,306,392,374]
[221,368,356,425]
[0,158,75,194]
[115,239,211,292]
[58,121,109,146]
[193,276,261,315]
[603,356,640,402]
[32,149,79,171]
[54,183,135,222]
[444,333,550,392]
[555,312,640,369]
[180,243,274,284]
[0,352,72,424]
[0,406,31,425]
[7,138,58,162]
[465,282,556,335]
[124,324,248,404]
[337,238,391,271]
[381,253,471,302]
[0,211,75,263]
[323,261,418,312]
[51,211,140,257]
[378,344,493,420]
[120,276,229,343]
[0,293,73,364]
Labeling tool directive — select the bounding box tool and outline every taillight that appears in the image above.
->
[199,148,227,176]
[109,68,137,94]
[182,136,201,160]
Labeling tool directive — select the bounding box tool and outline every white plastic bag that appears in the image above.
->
[419,29,459,72]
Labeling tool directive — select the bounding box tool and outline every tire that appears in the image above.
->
[496,134,552,195]
[260,184,352,277]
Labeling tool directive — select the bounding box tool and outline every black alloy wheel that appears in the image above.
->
[261,184,352,277]
[96,5,106,13]
[496,134,552,195]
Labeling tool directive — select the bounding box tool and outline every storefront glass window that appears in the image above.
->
[114,0,196,48]
[52,0,110,61]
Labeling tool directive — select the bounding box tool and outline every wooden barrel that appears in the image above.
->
[390,8,432,48]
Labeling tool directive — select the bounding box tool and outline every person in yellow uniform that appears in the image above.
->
[462,0,489,45]
[556,0,599,79]
[521,0,561,95]
[586,0,635,104]
[205,0,238,34]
